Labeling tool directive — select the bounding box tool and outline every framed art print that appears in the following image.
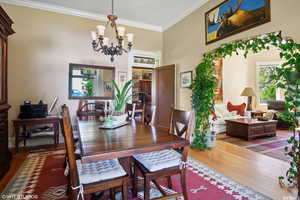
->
[205,0,270,44]
[180,71,193,88]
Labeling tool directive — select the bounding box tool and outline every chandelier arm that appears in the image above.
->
[92,40,102,52]
[93,44,103,52]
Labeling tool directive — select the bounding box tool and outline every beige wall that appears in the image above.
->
[163,0,300,110]
[222,48,281,106]
[2,3,162,145]
[222,51,249,105]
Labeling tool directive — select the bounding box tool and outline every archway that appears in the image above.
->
[191,31,300,189]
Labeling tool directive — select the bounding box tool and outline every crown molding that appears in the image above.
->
[0,0,163,32]
[162,0,209,31]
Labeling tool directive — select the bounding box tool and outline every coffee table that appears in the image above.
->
[225,118,277,140]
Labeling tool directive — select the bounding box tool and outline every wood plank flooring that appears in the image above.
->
[189,141,297,200]
[0,142,297,199]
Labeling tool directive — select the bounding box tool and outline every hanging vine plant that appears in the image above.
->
[190,31,300,186]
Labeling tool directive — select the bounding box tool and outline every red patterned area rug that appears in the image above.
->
[1,150,271,200]
[218,131,294,162]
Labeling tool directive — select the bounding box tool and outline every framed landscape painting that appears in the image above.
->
[205,0,270,44]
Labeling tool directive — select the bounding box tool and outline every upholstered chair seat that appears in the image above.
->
[133,149,181,172]
[76,159,127,185]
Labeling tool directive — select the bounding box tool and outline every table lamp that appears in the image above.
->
[241,87,256,111]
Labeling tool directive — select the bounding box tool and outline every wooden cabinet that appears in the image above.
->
[0,6,14,180]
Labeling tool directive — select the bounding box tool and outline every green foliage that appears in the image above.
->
[260,85,276,102]
[82,69,96,96]
[192,32,300,185]
[83,79,94,96]
[112,80,132,113]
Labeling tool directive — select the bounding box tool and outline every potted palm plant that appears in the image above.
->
[111,79,132,122]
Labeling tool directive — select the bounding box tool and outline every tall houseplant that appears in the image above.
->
[112,79,132,114]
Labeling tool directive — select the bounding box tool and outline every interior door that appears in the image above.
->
[154,64,175,130]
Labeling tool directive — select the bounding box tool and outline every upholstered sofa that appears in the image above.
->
[267,100,299,129]
[210,104,248,134]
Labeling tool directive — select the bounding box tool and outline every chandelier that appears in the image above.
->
[91,0,134,62]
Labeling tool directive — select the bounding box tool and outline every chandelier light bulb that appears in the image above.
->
[91,31,97,41]
[117,26,126,37]
[97,25,106,36]
[103,37,109,46]
[127,33,134,42]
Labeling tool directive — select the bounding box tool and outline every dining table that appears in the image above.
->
[76,119,190,164]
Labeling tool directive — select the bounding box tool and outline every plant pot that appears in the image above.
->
[112,114,128,123]
[205,131,216,148]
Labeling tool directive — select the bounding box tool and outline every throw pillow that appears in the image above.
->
[227,102,246,116]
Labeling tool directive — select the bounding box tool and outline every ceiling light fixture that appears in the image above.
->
[91,0,134,62]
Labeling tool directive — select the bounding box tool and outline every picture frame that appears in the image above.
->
[180,71,193,88]
[118,71,128,86]
[205,0,271,44]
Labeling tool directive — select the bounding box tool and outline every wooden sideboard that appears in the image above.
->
[0,6,14,180]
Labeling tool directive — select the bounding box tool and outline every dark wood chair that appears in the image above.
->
[62,105,128,200]
[77,101,106,120]
[144,105,156,125]
[132,108,193,200]
[126,103,146,122]
[134,103,146,122]
[125,103,136,120]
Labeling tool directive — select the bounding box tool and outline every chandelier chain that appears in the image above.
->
[111,0,114,15]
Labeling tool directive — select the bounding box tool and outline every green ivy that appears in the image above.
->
[191,32,300,185]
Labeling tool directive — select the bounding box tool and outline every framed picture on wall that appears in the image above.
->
[205,0,271,44]
[180,71,193,88]
[118,71,128,86]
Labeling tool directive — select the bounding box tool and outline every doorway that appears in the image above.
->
[132,67,153,105]
[131,65,175,129]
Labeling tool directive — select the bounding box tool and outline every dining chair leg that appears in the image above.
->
[122,180,128,200]
[144,176,151,200]
[180,169,189,200]
[167,176,173,189]
[132,163,138,197]
[110,188,116,200]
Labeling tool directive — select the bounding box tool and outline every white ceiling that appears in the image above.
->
[1,0,209,31]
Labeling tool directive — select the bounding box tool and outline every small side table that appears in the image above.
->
[12,116,61,153]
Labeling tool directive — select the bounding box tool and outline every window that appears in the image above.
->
[256,62,284,104]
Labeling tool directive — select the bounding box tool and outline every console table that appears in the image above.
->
[226,118,277,140]
[12,116,61,153]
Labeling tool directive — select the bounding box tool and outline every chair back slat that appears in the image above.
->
[62,106,80,190]
[168,108,193,141]
[125,103,136,119]
[145,105,156,125]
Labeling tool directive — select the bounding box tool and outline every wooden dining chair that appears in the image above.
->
[62,105,129,200]
[134,103,146,122]
[132,108,193,200]
[77,102,105,120]
[144,105,156,125]
[125,103,136,120]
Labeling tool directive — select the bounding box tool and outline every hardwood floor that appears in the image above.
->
[0,152,27,192]
[0,142,297,199]
[189,141,297,200]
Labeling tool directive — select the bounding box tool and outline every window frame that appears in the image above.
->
[256,61,283,105]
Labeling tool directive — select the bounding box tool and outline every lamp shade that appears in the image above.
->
[240,87,256,97]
